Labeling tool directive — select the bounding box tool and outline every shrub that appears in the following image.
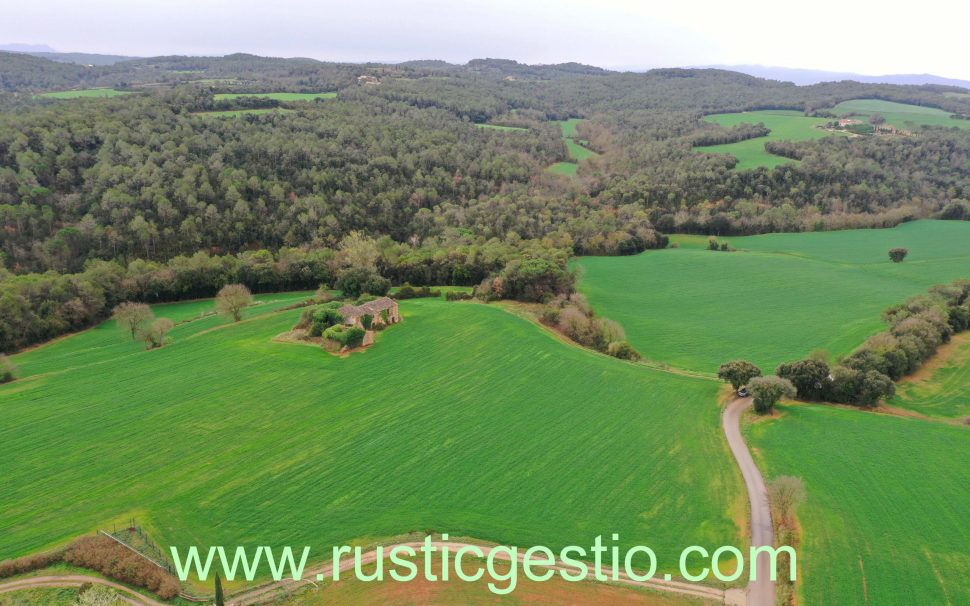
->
[0,547,65,578]
[748,376,796,414]
[138,318,174,349]
[63,535,181,599]
[77,585,125,606]
[314,287,335,303]
[392,284,441,300]
[308,304,343,337]
[361,314,373,330]
[0,354,17,384]
[323,324,365,349]
[607,340,641,361]
[445,290,473,301]
[888,247,909,263]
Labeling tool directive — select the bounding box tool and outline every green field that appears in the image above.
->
[749,404,970,604]
[1,297,743,581]
[475,123,529,132]
[547,119,597,176]
[38,89,134,99]
[577,221,970,373]
[0,588,78,606]
[830,99,970,130]
[693,110,841,170]
[890,334,970,419]
[213,92,337,101]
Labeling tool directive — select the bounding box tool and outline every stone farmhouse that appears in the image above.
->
[338,297,400,329]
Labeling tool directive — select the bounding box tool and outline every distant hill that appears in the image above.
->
[699,64,970,90]
[1,44,137,66]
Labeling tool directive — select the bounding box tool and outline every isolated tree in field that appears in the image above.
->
[139,318,174,349]
[216,284,252,322]
[0,354,17,384]
[869,113,886,126]
[214,572,225,606]
[889,247,909,263]
[748,376,796,414]
[717,360,762,390]
[112,302,154,340]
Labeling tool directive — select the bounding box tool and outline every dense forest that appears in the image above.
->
[1,51,969,351]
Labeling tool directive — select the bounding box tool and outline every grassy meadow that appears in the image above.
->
[0,588,78,606]
[38,89,134,99]
[830,98,970,130]
[693,110,841,170]
[1,298,744,582]
[577,221,970,373]
[547,119,597,176]
[749,404,970,605]
[213,92,337,101]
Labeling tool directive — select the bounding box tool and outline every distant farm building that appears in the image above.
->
[838,118,862,127]
[339,297,400,329]
[357,74,381,86]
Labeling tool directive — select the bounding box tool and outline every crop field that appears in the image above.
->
[890,333,970,419]
[213,92,337,101]
[749,404,970,604]
[577,221,970,373]
[0,298,744,582]
[547,119,597,176]
[38,88,134,99]
[693,110,841,170]
[830,98,970,130]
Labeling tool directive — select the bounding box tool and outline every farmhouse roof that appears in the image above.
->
[339,297,397,318]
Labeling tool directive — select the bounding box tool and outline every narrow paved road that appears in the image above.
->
[0,575,169,606]
[723,396,775,606]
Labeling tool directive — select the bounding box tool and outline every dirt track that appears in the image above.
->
[226,540,731,605]
[722,396,776,606]
[0,575,170,606]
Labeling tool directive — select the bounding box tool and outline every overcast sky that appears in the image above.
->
[3,0,969,79]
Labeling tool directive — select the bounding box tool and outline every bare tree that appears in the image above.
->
[769,476,806,528]
[112,302,154,340]
[139,318,174,349]
[216,284,253,322]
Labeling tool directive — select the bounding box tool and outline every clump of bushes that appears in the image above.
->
[474,256,574,302]
[323,324,366,350]
[335,268,390,298]
[888,247,909,263]
[392,284,441,300]
[295,302,344,337]
[0,354,17,383]
[0,547,66,578]
[541,294,640,361]
[775,279,970,407]
[707,237,734,252]
[64,535,181,600]
[445,290,473,301]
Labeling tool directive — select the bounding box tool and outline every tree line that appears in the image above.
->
[720,279,970,411]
